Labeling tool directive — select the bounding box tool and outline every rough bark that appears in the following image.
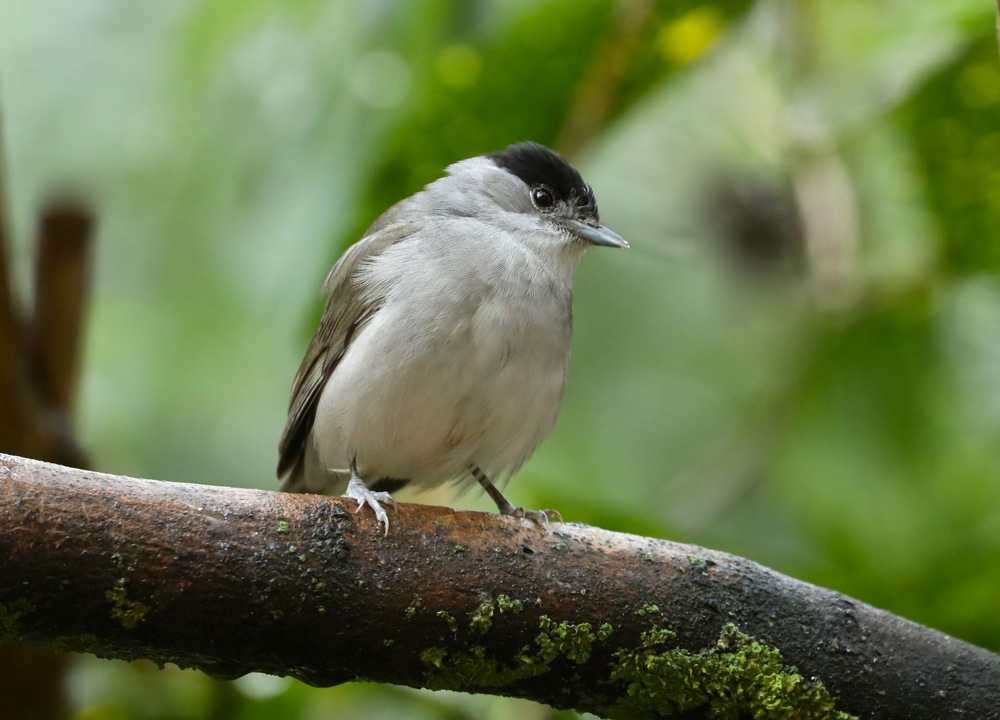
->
[1,453,998,719]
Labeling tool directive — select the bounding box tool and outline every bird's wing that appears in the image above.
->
[276,217,418,483]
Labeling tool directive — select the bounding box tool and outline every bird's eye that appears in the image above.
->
[531,186,555,209]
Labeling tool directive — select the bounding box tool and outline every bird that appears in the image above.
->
[277,141,627,533]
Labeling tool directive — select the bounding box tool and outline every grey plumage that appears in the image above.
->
[277,142,626,531]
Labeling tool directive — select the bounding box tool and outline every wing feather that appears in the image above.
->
[276,217,418,482]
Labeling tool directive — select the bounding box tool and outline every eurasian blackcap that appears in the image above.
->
[277,142,627,532]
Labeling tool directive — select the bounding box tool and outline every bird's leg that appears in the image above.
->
[470,465,562,524]
[345,457,397,535]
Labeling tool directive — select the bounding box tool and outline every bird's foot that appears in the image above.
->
[504,506,563,525]
[470,464,562,526]
[345,474,397,535]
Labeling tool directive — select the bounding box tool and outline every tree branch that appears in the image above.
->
[1,453,998,719]
[0,101,27,453]
[29,200,94,417]
[0,135,94,467]
[24,200,94,469]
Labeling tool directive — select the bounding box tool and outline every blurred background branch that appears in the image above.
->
[2,453,999,720]
[30,202,95,440]
[0,147,93,464]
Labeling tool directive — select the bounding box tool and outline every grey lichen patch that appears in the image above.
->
[421,614,614,691]
[105,578,148,629]
[469,600,494,634]
[609,623,857,720]
[686,553,715,577]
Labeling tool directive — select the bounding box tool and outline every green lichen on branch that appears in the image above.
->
[421,614,614,691]
[0,598,34,642]
[51,633,101,654]
[609,623,856,720]
[470,600,494,634]
[535,615,600,664]
[420,644,550,690]
[496,594,523,613]
[105,577,148,629]
[436,610,458,633]
[436,610,459,633]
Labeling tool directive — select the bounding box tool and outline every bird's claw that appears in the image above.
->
[345,481,397,535]
[508,506,562,525]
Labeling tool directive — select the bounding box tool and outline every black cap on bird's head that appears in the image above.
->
[488,142,598,217]
[487,142,628,250]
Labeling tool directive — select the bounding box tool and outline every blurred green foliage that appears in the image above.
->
[1,0,998,718]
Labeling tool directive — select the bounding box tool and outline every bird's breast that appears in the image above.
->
[309,237,575,488]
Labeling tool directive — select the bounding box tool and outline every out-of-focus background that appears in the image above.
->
[1,0,998,718]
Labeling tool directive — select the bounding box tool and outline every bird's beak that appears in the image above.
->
[566,219,629,249]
